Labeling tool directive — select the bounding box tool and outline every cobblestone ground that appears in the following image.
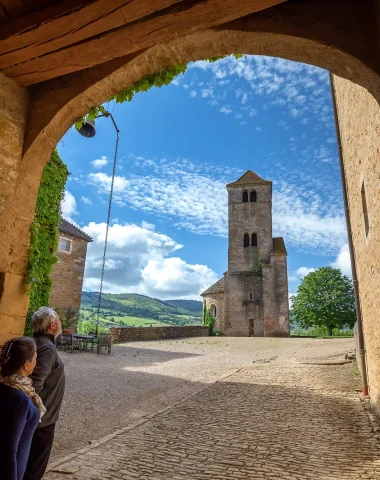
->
[46,338,380,480]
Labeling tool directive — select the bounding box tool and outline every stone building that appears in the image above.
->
[202,171,289,337]
[50,219,92,319]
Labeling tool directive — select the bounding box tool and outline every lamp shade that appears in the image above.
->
[77,119,96,138]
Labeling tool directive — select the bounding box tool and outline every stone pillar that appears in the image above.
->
[0,74,30,343]
[333,75,380,414]
[262,257,289,337]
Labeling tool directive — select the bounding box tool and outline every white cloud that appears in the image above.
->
[141,221,155,231]
[190,90,197,98]
[91,156,108,169]
[141,257,217,299]
[220,106,232,114]
[82,222,217,299]
[86,155,346,254]
[81,196,92,205]
[296,267,316,278]
[201,88,213,98]
[188,55,331,128]
[330,243,352,277]
[61,190,78,221]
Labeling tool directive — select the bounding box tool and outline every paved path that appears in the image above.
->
[46,338,380,479]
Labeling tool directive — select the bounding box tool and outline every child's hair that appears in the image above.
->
[0,337,36,377]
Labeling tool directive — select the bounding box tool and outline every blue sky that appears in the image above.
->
[58,55,350,300]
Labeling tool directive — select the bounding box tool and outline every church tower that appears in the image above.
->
[227,170,273,272]
[201,170,289,337]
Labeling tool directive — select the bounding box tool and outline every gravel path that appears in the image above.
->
[52,337,356,461]
[45,337,380,480]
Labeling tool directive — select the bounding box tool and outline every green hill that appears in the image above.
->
[79,292,203,331]
[166,299,203,314]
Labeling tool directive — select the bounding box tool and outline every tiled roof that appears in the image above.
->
[272,237,287,256]
[58,219,93,242]
[226,170,271,188]
[201,277,224,296]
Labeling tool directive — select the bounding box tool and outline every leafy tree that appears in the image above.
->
[291,267,356,336]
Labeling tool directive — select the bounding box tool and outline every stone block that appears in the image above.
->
[0,272,29,317]
[0,314,26,343]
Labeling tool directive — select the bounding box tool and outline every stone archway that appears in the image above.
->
[0,0,380,412]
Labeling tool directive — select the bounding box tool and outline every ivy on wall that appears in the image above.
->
[203,305,215,335]
[75,55,243,128]
[26,149,69,313]
[252,247,262,277]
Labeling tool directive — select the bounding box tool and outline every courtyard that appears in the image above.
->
[46,337,380,479]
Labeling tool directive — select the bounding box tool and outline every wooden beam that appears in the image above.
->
[0,0,183,64]
[0,1,95,30]
[0,0,52,21]
[0,0,32,18]
[1,0,287,86]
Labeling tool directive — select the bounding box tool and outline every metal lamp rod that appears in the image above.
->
[95,112,120,336]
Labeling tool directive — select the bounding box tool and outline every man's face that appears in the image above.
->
[51,314,62,338]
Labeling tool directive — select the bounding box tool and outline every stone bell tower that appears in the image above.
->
[227,170,273,271]
[201,170,289,337]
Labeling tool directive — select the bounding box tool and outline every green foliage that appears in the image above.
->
[75,55,243,128]
[77,317,109,335]
[26,150,69,314]
[291,267,356,336]
[203,305,215,335]
[291,325,353,337]
[252,248,262,277]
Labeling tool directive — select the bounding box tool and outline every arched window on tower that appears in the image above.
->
[251,233,257,247]
[244,234,250,248]
[250,190,257,202]
[242,190,248,203]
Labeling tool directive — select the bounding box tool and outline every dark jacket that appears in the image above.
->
[0,383,40,480]
[30,334,65,428]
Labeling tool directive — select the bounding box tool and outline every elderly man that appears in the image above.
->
[24,307,65,480]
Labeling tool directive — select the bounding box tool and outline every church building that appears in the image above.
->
[201,170,289,337]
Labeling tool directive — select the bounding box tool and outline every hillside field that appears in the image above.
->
[79,292,203,330]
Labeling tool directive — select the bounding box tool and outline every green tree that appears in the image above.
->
[291,267,356,336]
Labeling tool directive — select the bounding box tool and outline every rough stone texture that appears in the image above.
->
[50,230,90,319]
[45,337,380,480]
[203,171,289,337]
[0,74,28,218]
[333,75,380,417]
[263,255,290,337]
[110,325,209,343]
[0,74,29,343]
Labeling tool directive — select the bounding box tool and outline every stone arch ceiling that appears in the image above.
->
[1,0,379,195]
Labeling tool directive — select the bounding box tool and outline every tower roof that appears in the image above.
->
[59,219,93,242]
[201,278,224,296]
[226,170,272,188]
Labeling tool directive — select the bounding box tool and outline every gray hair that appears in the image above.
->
[32,307,59,334]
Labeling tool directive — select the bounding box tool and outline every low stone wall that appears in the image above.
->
[110,325,209,343]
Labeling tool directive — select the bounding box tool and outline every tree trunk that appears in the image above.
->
[327,326,333,336]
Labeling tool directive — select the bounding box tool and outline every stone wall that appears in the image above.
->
[262,255,289,337]
[109,325,209,343]
[224,273,264,336]
[0,75,29,344]
[228,184,273,269]
[333,75,380,414]
[50,234,89,320]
